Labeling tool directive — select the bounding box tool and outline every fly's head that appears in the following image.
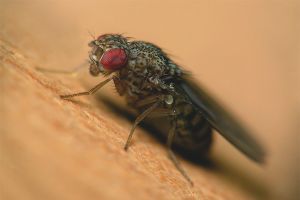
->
[88,34,129,76]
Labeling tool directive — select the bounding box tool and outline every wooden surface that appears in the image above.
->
[1,1,299,200]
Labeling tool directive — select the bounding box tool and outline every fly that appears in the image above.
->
[38,34,266,185]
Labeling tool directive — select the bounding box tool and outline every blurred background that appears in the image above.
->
[1,1,299,200]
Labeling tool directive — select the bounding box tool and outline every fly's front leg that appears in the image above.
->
[36,61,89,77]
[60,75,121,99]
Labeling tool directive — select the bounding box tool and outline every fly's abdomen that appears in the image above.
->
[170,98,213,154]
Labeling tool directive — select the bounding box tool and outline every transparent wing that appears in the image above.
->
[164,76,265,163]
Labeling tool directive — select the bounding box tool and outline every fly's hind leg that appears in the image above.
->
[150,108,194,185]
[166,115,194,186]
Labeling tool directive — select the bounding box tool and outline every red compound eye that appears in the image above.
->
[101,48,127,70]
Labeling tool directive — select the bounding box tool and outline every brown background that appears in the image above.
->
[1,1,299,200]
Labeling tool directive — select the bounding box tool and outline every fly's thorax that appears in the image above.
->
[126,41,183,77]
[127,42,168,77]
[117,41,183,97]
[121,71,156,96]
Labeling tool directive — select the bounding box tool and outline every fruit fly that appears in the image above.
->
[40,34,265,185]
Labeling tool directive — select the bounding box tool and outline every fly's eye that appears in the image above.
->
[101,48,127,70]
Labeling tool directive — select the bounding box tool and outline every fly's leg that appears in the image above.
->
[60,75,123,99]
[36,61,89,77]
[134,95,163,107]
[124,95,165,149]
[125,93,194,185]
[139,107,194,185]
[166,116,194,186]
